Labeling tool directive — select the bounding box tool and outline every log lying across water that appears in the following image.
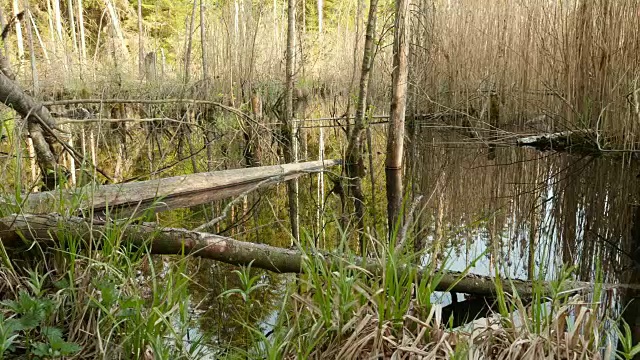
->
[8,160,340,218]
[515,129,601,153]
[3,213,638,298]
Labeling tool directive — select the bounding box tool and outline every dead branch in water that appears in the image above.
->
[11,160,341,219]
[2,213,639,299]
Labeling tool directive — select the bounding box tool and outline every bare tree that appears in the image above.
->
[284,0,299,242]
[12,0,24,60]
[346,0,378,251]
[137,0,144,78]
[184,0,197,83]
[67,0,78,54]
[77,0,86,62]
[317,0,323,35]
[200,0,208,81]
[385,0,410,236]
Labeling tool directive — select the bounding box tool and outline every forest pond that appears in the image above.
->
[172,128,640,355]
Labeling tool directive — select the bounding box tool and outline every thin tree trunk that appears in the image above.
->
[66,124,76,185]
[12,0,24,61]
[385,0,410,236]
[137,0,144,78]
[24,1,37,94]
[26,137,38,190]
[346,0,378,252]
[317,124,325,247]
[46,0,56,54]
[28,11,49,64]
[200,0,208,81]
[103,0,129,59]
[184,0,197,83]
[67,0,78,54]
[0,8,7,55]
[284,0,299,242]
[53,0,63,42]
[77,0,86,63]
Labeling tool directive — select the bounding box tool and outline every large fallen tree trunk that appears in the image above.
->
[2,213,638,298]
[11,159,340,218]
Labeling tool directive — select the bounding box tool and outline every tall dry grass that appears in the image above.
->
[411,0,640,150]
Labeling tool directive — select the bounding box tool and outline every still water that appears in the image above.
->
[169,127,640,354]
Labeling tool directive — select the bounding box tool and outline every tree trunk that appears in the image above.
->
[24,1,37,94]
[137,0,144,78]
[284,0,299,242]
[67,0,78,54]
[46,0,56,55]
[317,0,323,35]
[200,0,208,81]
[0,7,7,55]
[77,0,86,62]
[2,213,636,300]
[0,70,64,189]
[28,11,50,64]
[53,0,63,42]
[184,0,197,83]
[346,0,378,252]
[12,0,24,61]
[385,0,410,237]
[103,0,129,59]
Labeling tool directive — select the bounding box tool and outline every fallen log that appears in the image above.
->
[9,160,340,218]
[515,129,601,153]
[2,213,638,299]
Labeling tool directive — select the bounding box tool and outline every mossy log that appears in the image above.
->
[2,213,638,299]
[9,160,340,219]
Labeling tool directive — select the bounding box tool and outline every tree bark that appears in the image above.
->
[0,70,64,189]
[317,0,323,35]
[284,0,299,242]
[2,213,636,300]
[103,0,129,59]
[77,0,86,62]
[200,0,208,81]
[67,0,78,54]
[184,0,197,83]
[24,0,37,94]
[385,0,410,236]
[16,159,341,218]
[346,0,378,252]
[137,0,144,78]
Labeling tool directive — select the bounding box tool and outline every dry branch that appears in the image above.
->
[1,213,638,299]
[12,160,341,218]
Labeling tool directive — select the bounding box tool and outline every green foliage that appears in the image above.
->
[0,288,81,359]
[616,320,640,360]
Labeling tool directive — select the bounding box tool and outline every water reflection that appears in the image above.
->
[413,127,640,287]
[183,259,289,354]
